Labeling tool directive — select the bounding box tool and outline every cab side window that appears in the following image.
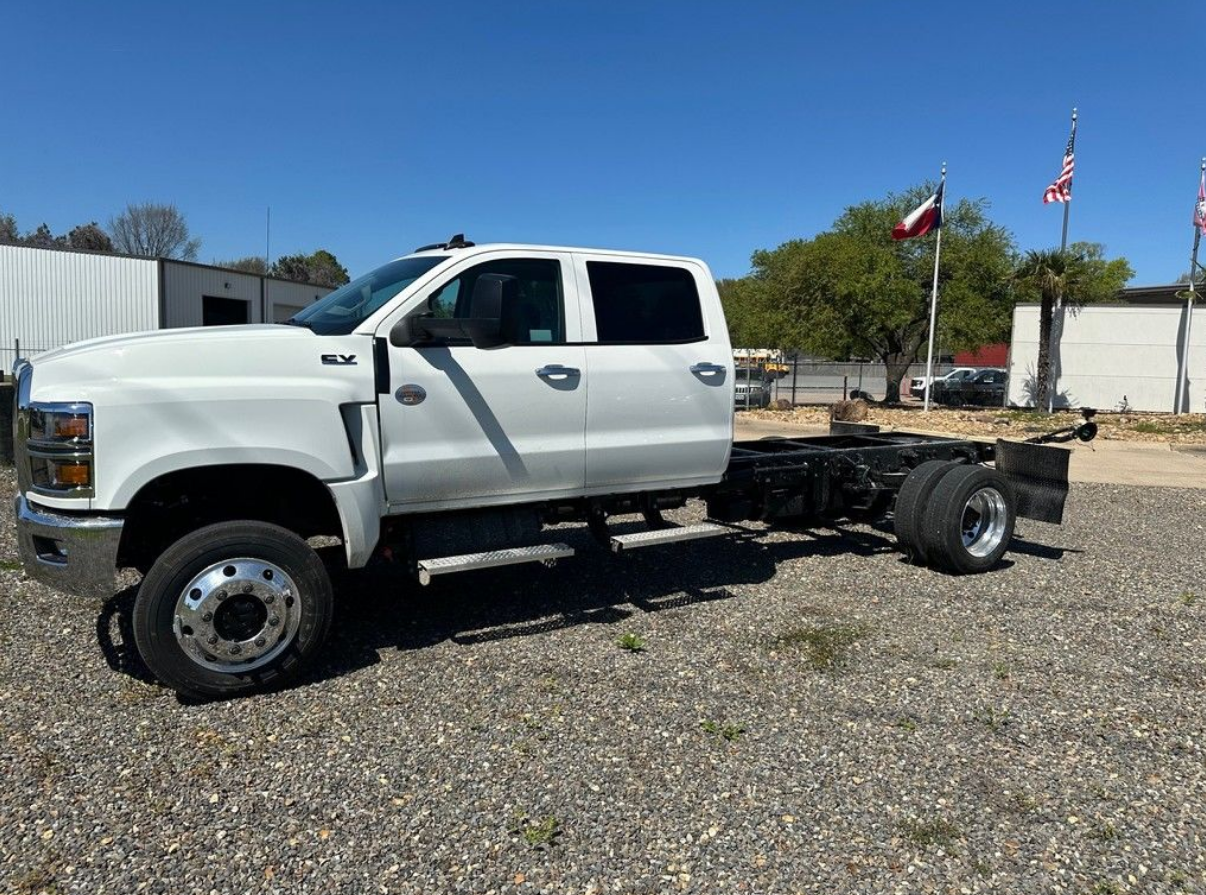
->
[425,258,565,344]
[587,262,705,344]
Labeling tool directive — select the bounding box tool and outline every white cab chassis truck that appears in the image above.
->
[12,238,1086,698]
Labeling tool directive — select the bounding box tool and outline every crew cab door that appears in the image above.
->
[378,251,587,510]
[573,254,733,491]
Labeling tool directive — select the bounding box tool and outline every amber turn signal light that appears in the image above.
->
[51,461,91,487]
[53,415,90,439]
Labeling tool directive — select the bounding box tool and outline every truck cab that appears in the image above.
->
[13,240,735,696]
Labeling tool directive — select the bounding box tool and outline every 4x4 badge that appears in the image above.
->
[321,354,356,365]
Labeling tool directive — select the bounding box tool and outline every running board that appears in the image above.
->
[416,543,575,586]
[609,523,729,554]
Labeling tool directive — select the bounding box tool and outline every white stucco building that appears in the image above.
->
[1008,292,1203,413]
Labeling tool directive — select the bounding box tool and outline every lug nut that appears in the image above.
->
[217,591,228,601]
[263,594,275,604]
[202,611,213,622]
[255,638,266,647]
[230,645,241,655]
[207,634,218,645]
[242,583,254,594]
[269,616,280,627]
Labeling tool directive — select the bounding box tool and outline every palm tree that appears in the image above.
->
[1011,249,1086,412]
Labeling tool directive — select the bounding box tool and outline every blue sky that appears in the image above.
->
[4,1,1203,284]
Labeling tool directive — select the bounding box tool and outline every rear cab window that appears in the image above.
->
[585,261,705,344]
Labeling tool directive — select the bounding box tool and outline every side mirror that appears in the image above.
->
[463,273,517,349]
[389,316,414,347]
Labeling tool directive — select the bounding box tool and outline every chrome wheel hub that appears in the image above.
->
[960,487,1008,558]
[173,558,302,673]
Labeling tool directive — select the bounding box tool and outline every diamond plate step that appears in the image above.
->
[609,522,730,554]
[417,543,574,586]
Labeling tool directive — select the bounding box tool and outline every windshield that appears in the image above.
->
[288,255,451,335]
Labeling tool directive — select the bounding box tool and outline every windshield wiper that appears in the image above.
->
[283,318,313,328]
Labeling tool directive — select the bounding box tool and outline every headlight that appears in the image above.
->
[29,403,92,446]
[26,402,94,497]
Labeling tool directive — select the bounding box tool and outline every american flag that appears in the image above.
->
[1043,116,1077,204]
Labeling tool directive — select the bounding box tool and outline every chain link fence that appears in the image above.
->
[734,359,960,408]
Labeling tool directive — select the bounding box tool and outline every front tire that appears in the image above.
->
[133,521,334,699]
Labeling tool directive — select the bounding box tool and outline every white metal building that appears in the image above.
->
[1007,301,1204,413]
[0,243,334,369]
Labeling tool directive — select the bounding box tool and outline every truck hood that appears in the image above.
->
[26,324,378,406]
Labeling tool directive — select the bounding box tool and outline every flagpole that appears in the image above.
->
[1176,157,1205,414]
[923,163,946,412]
[1049,107,1077,413]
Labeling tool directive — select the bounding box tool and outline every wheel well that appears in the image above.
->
[118,464,343,571]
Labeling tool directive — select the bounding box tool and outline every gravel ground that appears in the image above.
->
[2,468,1205,895]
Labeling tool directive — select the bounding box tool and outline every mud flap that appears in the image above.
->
[995,439,1071,524]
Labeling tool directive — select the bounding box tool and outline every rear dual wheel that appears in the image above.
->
[894,462,1015,574]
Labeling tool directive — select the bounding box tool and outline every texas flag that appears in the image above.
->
[892,181,944,241]
[1195,167,1206,236]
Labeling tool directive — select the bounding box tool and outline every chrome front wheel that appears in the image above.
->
[173,558,303,674]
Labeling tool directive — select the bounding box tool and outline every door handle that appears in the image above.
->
[536,364,581,379]
[690,362,725,376]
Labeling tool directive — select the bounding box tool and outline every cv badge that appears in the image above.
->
[396,384,426,406]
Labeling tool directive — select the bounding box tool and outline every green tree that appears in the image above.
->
[0,212,18,243]
[1011,244,1133,410]
[738,185,1017,401]
[23,223,65,249]
[270,249,350,288]
[66,222,113,252]
[216,256,268,275]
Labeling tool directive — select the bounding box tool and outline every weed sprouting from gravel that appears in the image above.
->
[1088,820,1119,841]
[616,632,647,652]
[0,558,21,572]
[1008,790,1039,813]
[1091,881,1122,895]
[774,623,869,670]
[972,705,1013,732]
[1166,869,1191,890]
[971,858,992,878]
[701,720,746,742]
[931,657,957,670]
[1179,591,1198,607]
[896,717,918,732]
[992,662,1011,680]
[897,816,960,850]
[511,811,560,848]
[12,864,64,895]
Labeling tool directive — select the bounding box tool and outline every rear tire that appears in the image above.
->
[919,465,1016,574]
[894,461,958,563]
[133,521,334,699]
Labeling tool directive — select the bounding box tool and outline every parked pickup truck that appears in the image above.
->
[12,237,1085,698]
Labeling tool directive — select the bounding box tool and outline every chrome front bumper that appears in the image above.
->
[14,495,124,599]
